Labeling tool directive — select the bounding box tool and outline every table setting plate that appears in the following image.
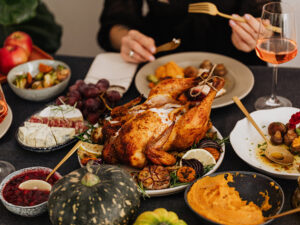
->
[77,126,225,197]
[135,52,254,109]
[0,105,13,139]
[230,107,300,179]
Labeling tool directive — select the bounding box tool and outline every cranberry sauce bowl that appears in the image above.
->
[0,167,61,217]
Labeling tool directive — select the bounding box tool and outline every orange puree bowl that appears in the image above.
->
[184,171,284,225]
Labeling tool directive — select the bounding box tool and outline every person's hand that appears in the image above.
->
[120,29,156,63]
[229,14,261,52]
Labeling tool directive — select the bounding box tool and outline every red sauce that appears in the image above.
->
[289,111,300,129]
[2,170,60,206]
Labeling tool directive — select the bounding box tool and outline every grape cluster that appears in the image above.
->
[55,79,121,124]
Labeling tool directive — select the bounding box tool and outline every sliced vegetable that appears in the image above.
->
[35,72,44,80]
[176,166,196,183]
[146,74,159,84]
[43,74,53,88]
[291,136,300,154]
[39,63,53,73]
[26,72,32,84]
[181,158,203,176]
[31,81,42,89]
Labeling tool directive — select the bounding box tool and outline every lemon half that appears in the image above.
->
[181,148,216,166]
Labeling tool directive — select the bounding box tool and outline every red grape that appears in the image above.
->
[76,100,83,110]
[56,96,67,105]
[78,83,88,95]
[87,112,100,124]
[96,79,109,92]
[68,84,78,92]
[106,90,121,103]
[83,87,100,98]
[84,98,100,111]
[67,96,78,106]
[68,90,81,99]
[75,80,85,87]
[82,108,89,118]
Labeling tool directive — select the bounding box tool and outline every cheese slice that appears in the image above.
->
[35,128,46,148]
[44,127,57,147]
[24,122,48,129]
[18,127,28,143]
[39,105,83,121]
[51,127,76,145]
[26,127,38,147]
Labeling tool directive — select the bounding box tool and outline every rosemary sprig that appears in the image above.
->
[216,136,230,146]
[137,182,150,199]
[75,123,95,143]
[203,164,215,175]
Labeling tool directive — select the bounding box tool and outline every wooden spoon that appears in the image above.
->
[18,141,82,191]
[46,140,82,181]
[232,96,294,165]
[265,207,300,221]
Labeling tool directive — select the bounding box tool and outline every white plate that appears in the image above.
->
[135,52,254,109]
[78,126,225,197]
[0,105,12,139]
[230,107,300,179]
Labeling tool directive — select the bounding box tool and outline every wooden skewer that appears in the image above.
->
[46,140,82,181]
[232,96,268,143]
[265,207,300,221]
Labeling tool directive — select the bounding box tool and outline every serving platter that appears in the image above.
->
[78,126,225,197]
[230,107,300,179]
[0,105,13,139]
[16,105,85,153]
[135,52,254,109]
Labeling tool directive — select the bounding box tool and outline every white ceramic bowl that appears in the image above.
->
[7,59,71,101]
[0,166,62,217]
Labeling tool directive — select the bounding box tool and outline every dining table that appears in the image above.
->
[0,55,300,225]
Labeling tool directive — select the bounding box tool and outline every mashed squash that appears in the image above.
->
[187,174,265,225]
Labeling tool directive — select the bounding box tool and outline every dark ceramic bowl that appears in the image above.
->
[184,171,284,225]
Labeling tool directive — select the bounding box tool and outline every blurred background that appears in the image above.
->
[43,0,300,67]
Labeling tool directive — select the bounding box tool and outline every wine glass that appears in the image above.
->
[0,84,15,182]
[255,2,297,110]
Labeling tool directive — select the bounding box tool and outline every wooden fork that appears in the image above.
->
[156,38,181,54]
[188,2,281,33]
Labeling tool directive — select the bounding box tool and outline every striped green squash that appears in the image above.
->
[48,164,140,225]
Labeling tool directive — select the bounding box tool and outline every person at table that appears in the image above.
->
[98,0,277,65]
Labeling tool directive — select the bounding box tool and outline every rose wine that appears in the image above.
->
[256,38,297,64]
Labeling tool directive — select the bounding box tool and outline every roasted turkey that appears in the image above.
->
[102,76,225,168]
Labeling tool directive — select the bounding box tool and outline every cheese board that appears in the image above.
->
[16,104,87,153]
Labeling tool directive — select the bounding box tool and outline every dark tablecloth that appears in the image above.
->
[0,55,299,225]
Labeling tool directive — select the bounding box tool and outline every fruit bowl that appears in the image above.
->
[7,59,71,101]
[0,166,62,217]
